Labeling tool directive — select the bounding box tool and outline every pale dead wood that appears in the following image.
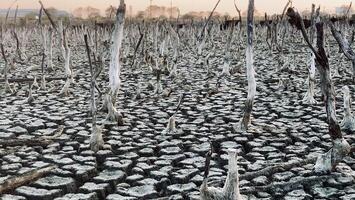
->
[198,0,221,41]
[0,77,73,83]
[240,174,340,194]
[287,8,351,173]
[237,0,256,131]
[0,126,64,147]
[0,165,56,194]
[240,157,317,180]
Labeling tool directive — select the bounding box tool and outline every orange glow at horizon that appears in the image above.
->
[0,0,352,15]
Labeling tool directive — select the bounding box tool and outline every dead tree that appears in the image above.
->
[220,24,234,77]
[330,21,355,81]
[162,94,184,135]
[0,3,14,93]
[105,0,126,125]
[234,0,242,44]
[340,86,355,131]
[27,82,34,104]
[278,0,293,52]
[0,42,12,93]
[264,13,273,52]
[11,6,25,62]
[197,0,221,59]
[130,23,145,68]
[36,6,48,89]
[275,0,293,73]
[84,34,103,152]
[303,4,320,104]
[39,1,72,96]
[200,148,242,200]
[287,8,352,173]
[236,0,256,132]
[58,21,73,96]
[47,27,54,71]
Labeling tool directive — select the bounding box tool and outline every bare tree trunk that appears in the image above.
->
[221,26,234,77]
[0,43,13,93]
[330,22,355,81]
[234,0,242,45]
[303,4,319,104]
[236,0,256,132]
[59,21,73,96]
[47,27,53,71]
[200,148,242,200]
[84,34,103,152]
[105,0,126,125]
[287,8,351,173]
[340,86,355,130]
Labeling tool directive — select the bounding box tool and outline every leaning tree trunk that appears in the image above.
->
[313,25,351,172]
[236,0,256,132]
[330,22,355,81]
[287,8,352,173]
[105,0,126,125]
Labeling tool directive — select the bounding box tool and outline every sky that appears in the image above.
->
[0,0,352,15]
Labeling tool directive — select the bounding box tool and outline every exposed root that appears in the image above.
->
[302,77,316,104]
[169,61,177,78]
[32,77,39,89]
[3,80,13,93]
[27,84,34,104]
[40,75,46,90]
[200,149,243,200]
[221,58,231,77]
[162,115,176,135]
[59,78,71,96]
[154,81,163,95]
[105,93,123,125]
[235,99,253,132]
[314,138,351,173]
[89,125,104,153]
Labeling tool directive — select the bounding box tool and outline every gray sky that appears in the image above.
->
[0,0,351,15]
